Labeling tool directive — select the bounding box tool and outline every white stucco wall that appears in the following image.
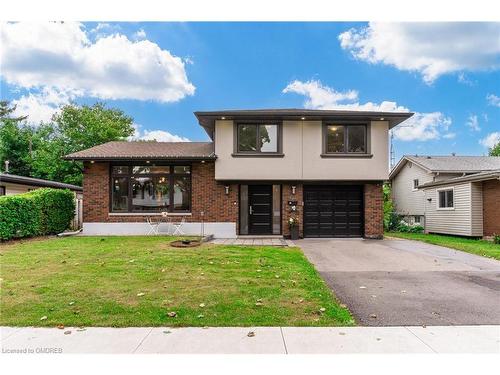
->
[214,120,390,181]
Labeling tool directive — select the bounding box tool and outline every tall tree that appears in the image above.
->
[0,101,34,175]
[1,101,135,185]
[32,103,135,185]
[489,142,500,156]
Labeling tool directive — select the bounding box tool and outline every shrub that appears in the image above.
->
[396,220,424,233]
[493,234,500,245]
[0,188,75,241]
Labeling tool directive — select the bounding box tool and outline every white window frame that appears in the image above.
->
[412,179,419,191]
[436,187,455,210]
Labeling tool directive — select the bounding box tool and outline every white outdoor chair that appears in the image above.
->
[170,216,186,236]
[146,217,160,235]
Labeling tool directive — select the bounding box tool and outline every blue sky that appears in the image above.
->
[1,22,499,163]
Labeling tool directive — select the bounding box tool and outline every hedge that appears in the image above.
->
[0,188,75,241]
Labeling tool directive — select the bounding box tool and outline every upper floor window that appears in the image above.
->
[438,188,454,209]
[325,124,367,154]
[237,123,279,153]
[413,179,419,190]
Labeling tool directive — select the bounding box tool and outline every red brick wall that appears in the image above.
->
[82,161,237,223]
[483,179,500,237]
[364,183,383,239]
[83,162,109,222]
[282,183,303,237]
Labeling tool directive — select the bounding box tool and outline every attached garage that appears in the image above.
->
[303,185,364,238]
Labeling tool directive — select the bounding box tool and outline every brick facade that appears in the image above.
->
[83,161,237,223]
[281,183,303,237]
[364,182,384,239]
[83,162,383,238]
[482,179,500,237]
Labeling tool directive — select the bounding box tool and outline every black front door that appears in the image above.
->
[248,185,273,235]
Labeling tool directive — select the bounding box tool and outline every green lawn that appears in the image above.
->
[0,236,353,327]
[385,232,500,260]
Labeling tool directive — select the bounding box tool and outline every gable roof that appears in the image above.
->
[64,141,216,161]
[195,108,414,139]
[0,173,82,191]
[389,155,500,179]
[417,169,500,189]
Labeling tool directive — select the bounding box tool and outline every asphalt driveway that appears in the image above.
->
[295,238,500,326]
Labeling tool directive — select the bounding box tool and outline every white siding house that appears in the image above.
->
[422,182,482,237]
[390,156,500,237]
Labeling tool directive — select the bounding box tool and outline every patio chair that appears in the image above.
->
[170,216,186,236]
[146,216,160,235]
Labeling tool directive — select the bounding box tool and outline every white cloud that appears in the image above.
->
[1,22,195,103]
[12,87,74,124]
[338,23,500,83]
[466,114,480,131]
[443,132,456,139]
[486,93,500,107]
[89,23,122,40]
[480,132,500,149]
[129,123,190,142]
[132,28,147,41]
[283,79,453,141]
[283,80,358,110]
[392,113,452,141]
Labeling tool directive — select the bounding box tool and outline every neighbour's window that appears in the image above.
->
[325,124,367,154]
[414,215,421,224]
[0,186,5,196]
[110,165,191,213]
[438,189,454,208]
[237,123,279,153]
[413,179,419,189]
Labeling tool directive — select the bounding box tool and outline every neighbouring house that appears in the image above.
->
[389,155,500,237]
[0,171,84,229]
[64,109,413,238]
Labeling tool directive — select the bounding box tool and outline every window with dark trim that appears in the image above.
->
[438,189,454,209]
[0,186,5,196]
[110,164,191,213]
[413,179,419,189]
[236,123,280,153]
[324,124,367,154]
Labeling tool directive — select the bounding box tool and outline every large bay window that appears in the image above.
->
[110,164,191,213]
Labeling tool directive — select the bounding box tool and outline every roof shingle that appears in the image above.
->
[405,155,500,172]
[64,141,215,161]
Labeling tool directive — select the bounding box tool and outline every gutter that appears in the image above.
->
[63,156,217,162]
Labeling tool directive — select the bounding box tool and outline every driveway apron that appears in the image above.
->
[295,238,500,326]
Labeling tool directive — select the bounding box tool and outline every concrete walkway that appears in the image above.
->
[1,326,499,354]
[210,238,295,246]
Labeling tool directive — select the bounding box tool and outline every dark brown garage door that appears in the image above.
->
[303,185,363,238]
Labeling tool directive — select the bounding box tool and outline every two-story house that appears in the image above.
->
[65,109,413,238]
[389,155,500,237]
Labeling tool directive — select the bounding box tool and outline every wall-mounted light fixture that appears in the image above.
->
[146,160,150,164]
[291,185,296,195]
[427,198,432,202]
[90,160,95,164]
[300,117,306,120]
[224,185,230,195]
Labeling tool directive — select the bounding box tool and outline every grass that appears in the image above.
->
[0,236,353,327]
[385,232,500,260]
